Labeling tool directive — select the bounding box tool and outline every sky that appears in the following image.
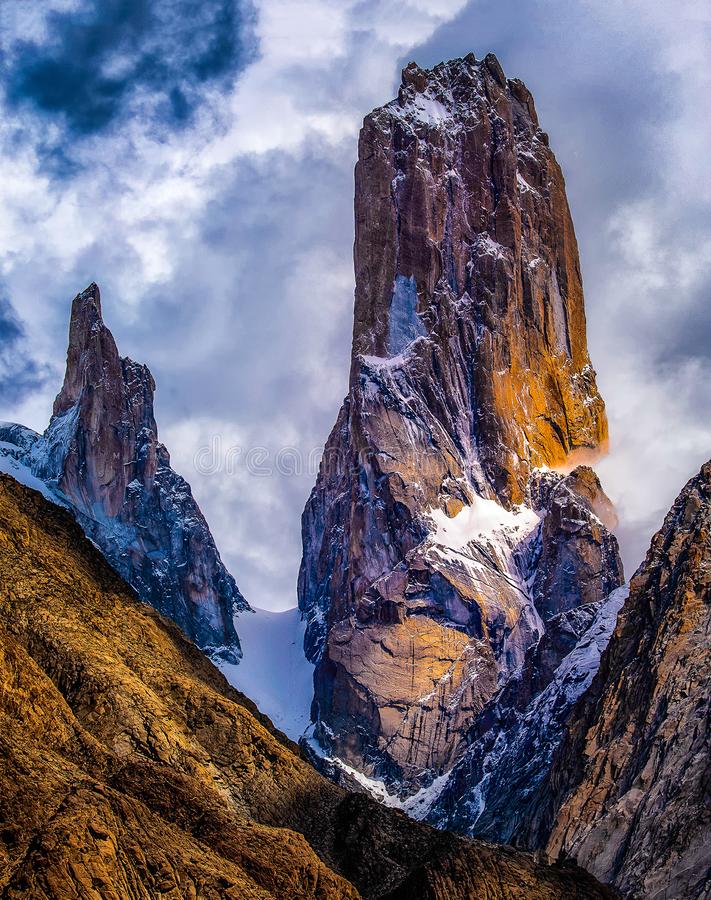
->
[0,0,709,610]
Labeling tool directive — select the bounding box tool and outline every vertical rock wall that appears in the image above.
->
[299,54,619,793]
[543,461,711,899]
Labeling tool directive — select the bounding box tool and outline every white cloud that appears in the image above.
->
[362,0,470,48]
[258,0,350,64]
[1,0,709,607]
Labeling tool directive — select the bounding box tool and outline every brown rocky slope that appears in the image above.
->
[543,460,711,899]
[0,474,612,899]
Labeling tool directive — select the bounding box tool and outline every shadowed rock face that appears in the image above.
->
[542,460,711,900]
[0,475,614,899]
[527,467,621,621]
[298,54,619,794]
[1,283,247,661]
[425,584,629,843]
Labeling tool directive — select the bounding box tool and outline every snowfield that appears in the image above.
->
[219,606,315,742]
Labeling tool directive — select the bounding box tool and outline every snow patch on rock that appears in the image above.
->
[428,496,540,552]
[303,727,453,819]
[0,443,61,505]
[387,274,426,356]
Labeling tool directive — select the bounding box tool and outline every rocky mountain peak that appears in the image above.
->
[54,282,115,416]
[351,54,607,506]
[1,283,248,661]
[44,283,161,518]
[299,54,622,797]
[396,53,530,121]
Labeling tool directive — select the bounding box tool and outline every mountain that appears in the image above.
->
[0,473,613,899]
[0,283,247,661]
[541,460,711,899]
[298,53,622,797]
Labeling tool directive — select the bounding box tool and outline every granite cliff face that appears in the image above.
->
[350,54,607,505]
[542,460,711,899]
[298,54,621,795]
[0,474,614,899]
[0,284,247,661]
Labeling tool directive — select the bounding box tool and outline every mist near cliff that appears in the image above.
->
[0,0,709,608]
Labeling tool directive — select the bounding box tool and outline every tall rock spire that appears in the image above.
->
[299,54,621,794]
[46,284,159,519]
[351,53,607,504]
[32,283,249,660]
[53,283,112,415]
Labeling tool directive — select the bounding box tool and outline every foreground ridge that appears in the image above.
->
[0,474,612,899]
[542,459,711,899]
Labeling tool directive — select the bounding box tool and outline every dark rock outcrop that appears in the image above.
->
[0,284,247,660]
[527,467,621,621]
[0,474,614,899]
[425,585,629,842]
[298,54,621,794]
[542,461,711,899]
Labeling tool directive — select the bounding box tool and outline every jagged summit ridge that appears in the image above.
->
[0,283,248,661]
[53,282,108,416]
[376,55,542,154]
[351,52,607,503]
[299,53,621,798]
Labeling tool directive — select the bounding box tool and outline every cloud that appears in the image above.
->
[0,0,467,608]
[2,0,256,140]
[0,0,709,606]
[0,295,50,407]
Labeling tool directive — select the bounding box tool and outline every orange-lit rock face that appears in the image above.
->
[352,54,607,504]
[299,54,619,793]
